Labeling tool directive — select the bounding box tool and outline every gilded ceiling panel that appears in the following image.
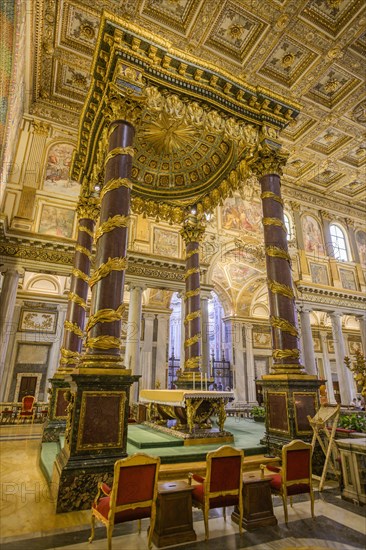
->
[258,36,318,88]
[61,2,99,55]
[204,2,268,63]
[305,65,362,108]
[141,0,202,34]
[300,0,364,37]
[307,127,353,155]
[339,143,366,168]
[308,167,345,188]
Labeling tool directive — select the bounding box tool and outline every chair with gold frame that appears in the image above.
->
[262,439,315,525]
[188,445,244,540]
[89,453,160,550]
[18,395,36,423]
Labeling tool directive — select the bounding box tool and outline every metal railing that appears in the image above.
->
[0,402,49,424]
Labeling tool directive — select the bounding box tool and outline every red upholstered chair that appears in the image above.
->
[188,445,244,540]
[264,439,314,525]
[18,395,35,423]
[89,453,160,550]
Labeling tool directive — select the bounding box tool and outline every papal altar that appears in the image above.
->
[139,389,235,445]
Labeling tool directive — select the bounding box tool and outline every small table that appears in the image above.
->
[231,473,277,531]
[152,480,197,547]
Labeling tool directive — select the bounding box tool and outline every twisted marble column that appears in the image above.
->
[58,196,99,374]
[176,217,205,387]
[84,121,134,367]
[252,144,303,375]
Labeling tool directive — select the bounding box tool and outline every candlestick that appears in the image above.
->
[205,373,207,391]
[193,373,195,390]
[200,372,203,391]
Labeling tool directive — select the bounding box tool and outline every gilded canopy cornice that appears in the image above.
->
[71,12,300,222]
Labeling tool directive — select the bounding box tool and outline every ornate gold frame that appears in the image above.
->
[76,390,125,451]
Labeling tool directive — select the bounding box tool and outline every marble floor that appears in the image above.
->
[0,427,365,550]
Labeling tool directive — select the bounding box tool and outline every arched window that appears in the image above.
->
[284,213,293,240]
[329,224,349,262]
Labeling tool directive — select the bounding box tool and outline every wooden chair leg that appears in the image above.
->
[107,525,113,550]
[88,513,95,543]
[238,500,243,535]
[290,496,293,508]
[203,504,209,540]
[138,519,141,534]
[310,488,315,519]
[148,508,157,550]
[223,506,226,521]
[281,494,289,525]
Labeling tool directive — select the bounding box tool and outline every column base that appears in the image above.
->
[260,375,322,453]
[51,370,139,512]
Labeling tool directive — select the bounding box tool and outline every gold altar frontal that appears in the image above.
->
[139,390,234,446]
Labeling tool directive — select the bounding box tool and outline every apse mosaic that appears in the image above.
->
[302,215,325,256]
[43,143,79,197]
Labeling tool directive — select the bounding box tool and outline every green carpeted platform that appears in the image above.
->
[127,425,184,448]
[39,417,267,477]
[125,417,267,463]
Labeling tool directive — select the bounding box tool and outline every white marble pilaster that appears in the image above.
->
[244,323,257,403]
[0,268,22,388]
[319,330,336,404]
[141,313,154,391]
[46,304,68,383]
[156,313,170,389]
[298,306,317,375]
[125,284,144,402]
[329,312,353,405]
[180,293,185,369]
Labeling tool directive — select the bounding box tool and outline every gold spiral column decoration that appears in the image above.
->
[176,214,205,389]
[251,141,304,375]
[81,122,136,369]
[58,194,100,374]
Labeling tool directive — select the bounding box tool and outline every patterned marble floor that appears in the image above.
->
[0,430,365,550]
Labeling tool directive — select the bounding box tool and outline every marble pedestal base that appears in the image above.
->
[260,375,322,454]
[42,377,69,443]
[51,369,139,513]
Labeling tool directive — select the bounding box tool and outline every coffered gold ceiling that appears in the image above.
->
[30,0,365,206]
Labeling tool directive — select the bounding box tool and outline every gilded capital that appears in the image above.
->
[31,120,50,136]
[76,195,100,221]
[104,92,146,127]
[180,217,206,244]
[320,210,332,221]
[251,140,289,177]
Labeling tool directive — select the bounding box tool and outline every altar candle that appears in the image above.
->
[193,373,195,390]
[205,373,207,391]
[201,372,203,390]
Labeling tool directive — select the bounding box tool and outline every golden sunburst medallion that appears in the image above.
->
[142,112,198,155]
